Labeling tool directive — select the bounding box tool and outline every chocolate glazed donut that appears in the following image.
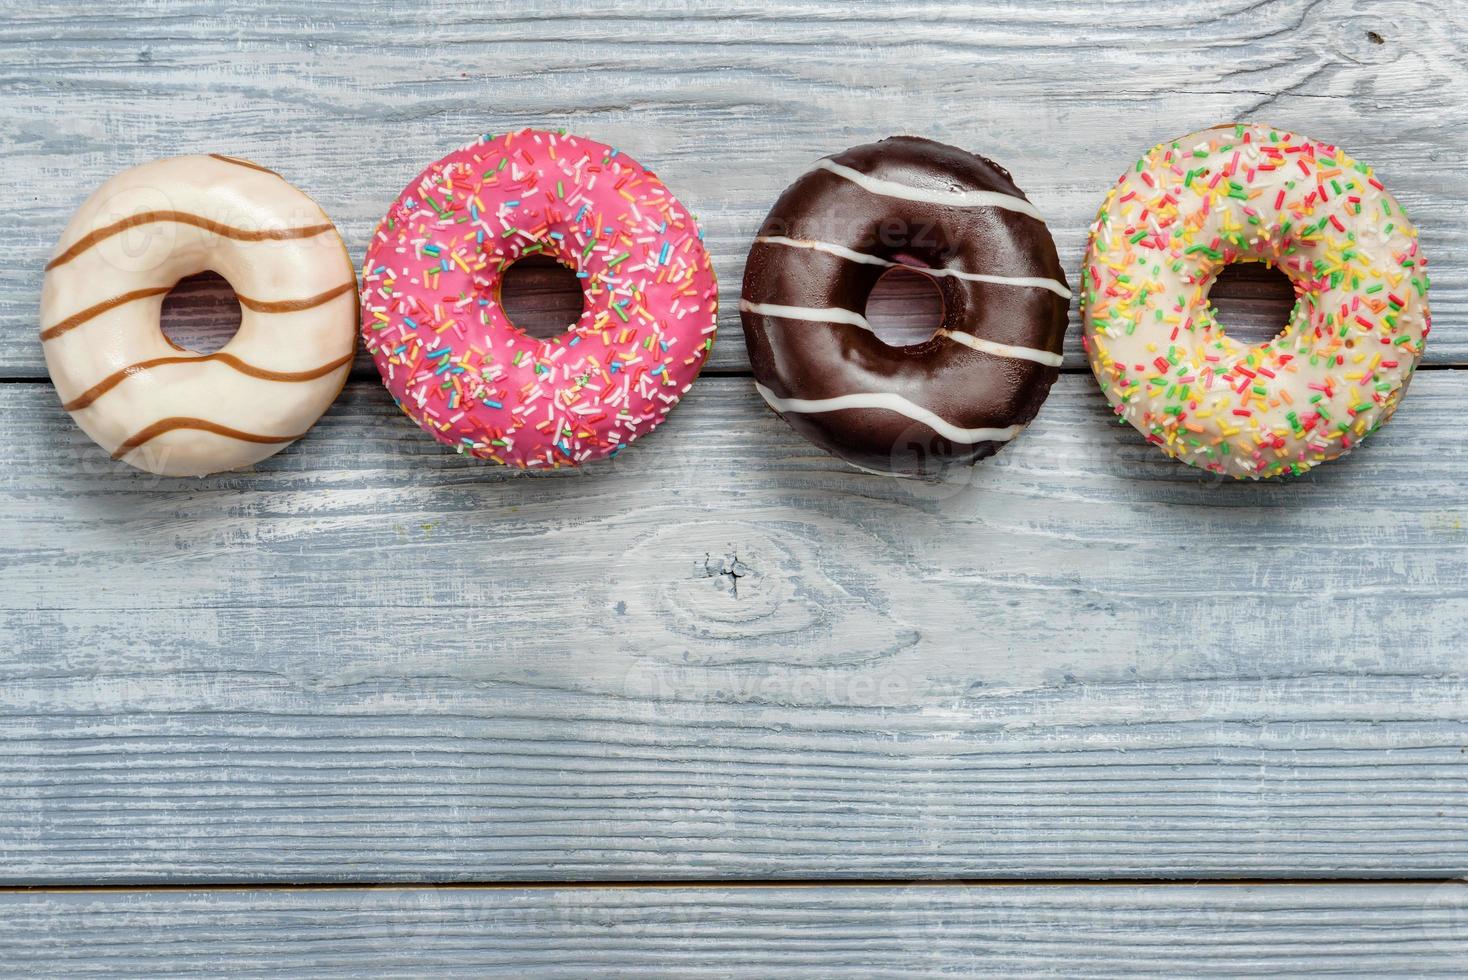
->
[741,136,1071,476]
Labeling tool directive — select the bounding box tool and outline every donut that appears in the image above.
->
[360,130,718,468]
[740,136,1071,477]
[40,155,357,477]
[1082,123,1430,478]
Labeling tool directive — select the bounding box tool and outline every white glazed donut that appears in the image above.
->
[40,154,357,477]
[1082,123,1430,479]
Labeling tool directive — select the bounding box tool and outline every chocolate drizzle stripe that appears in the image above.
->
[755,383,1026,445]
[756,236,1073,298]
[813,159,1045,220]
[41,280,355,344]
[39,286,173,341]
[936,330,1063,367]
[208,153,282,177]
[63,351,354,412]
[739,300,871,330]
[46,212,336,271]
[111,417,307,460]
[236,281,355,313]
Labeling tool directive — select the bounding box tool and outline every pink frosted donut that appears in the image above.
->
[361,130,718,467]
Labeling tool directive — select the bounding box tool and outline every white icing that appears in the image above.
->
[1082,123,1431,479]
[813,159,1044,220]
[755,236,1072,299]
[740,298,1061,366]
[754,382,1025,445]
[738,300,871,330]
[935,329,1063,367]
[756,235,891,267]
[40,154,355,477]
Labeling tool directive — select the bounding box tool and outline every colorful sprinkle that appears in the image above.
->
[1080,124,1429,480]
[359,130,719,469]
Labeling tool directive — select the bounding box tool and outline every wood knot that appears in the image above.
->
[603,520,918,670]
[702,549,750,598]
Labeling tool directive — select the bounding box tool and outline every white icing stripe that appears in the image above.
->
[755,236,891,268]
[754,236,1073,299]
[813,159,1045,220]
[754,382,1025,445]
[950,272,1073,299]
[739,300,872,330]
[935,329,1063,367]
[741,297,1062,365]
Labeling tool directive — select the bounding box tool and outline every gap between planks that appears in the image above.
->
[3,878,1465,895]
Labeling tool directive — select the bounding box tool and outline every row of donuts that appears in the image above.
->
[39,123,1430,480]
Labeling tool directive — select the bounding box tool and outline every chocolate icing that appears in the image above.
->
[741,136,1070,476]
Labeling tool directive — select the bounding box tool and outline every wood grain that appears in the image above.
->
[2,375,1465,882]
[1,884,1465,976]
[5,6,1468,967]
[3,0,1467,375]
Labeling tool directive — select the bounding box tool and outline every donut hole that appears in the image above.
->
[1209,261,1297,347]
[865,266,944,347]
[159,271,242,355]
[499,254,586,340]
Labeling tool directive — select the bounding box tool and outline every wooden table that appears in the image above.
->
[3,0,1466,974]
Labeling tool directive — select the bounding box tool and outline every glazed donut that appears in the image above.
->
[740,136,1070,477]
[360,130,718,468]
[40,155,356,477]
[1082,123,1430,478]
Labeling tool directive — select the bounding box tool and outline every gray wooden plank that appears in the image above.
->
[3,0,1467,375]
[2,375,1466,881]
[0,883,1465,977]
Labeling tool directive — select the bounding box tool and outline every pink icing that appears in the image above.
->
[361,129,718,467]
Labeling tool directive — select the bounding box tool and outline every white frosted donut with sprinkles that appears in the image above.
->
[361,130,718,468]
[40,154,357,477]
[1082,123,1430,479]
